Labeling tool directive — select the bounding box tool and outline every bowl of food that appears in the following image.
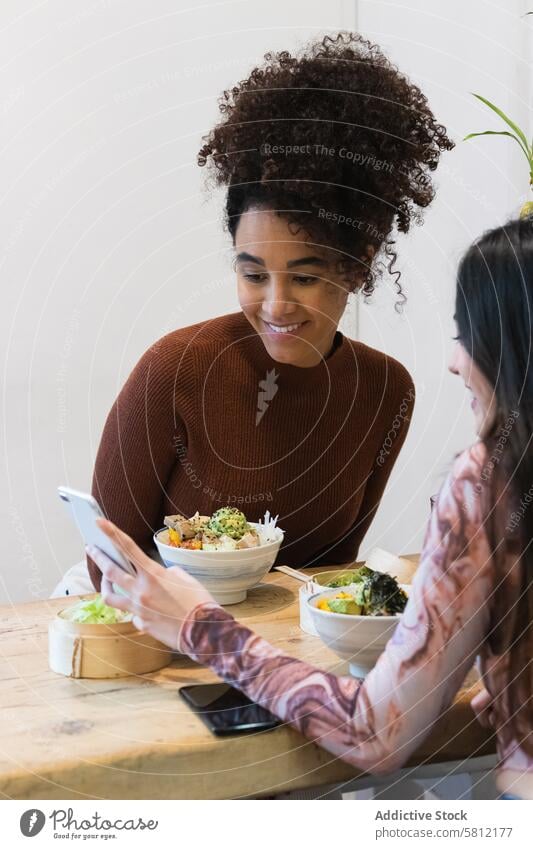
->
[297,548,416,636]
[48,595,172,678]
[307,566,409,678]
[154,507,284,604]
[310,550,417,590]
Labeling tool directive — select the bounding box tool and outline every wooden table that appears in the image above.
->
[0,562,495,799]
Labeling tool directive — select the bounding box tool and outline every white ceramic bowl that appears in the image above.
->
[153,522,284,605]
[307,586,408,678]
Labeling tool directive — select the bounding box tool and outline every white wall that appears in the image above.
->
[1,1,531,603]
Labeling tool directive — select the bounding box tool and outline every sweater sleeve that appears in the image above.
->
[324,365,415,564]
[178,445,493,775]
[88,337,193,591]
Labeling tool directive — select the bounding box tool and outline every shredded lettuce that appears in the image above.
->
[64,595,132,624]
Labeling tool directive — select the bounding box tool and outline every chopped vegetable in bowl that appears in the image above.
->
[62,595,132,624]
[208,507,249,539]
[325,565,374,587]
[319,568,408,616]
[162,506,264,551]
[317,591,362,615]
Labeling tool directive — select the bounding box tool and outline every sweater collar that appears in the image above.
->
[232,311,351,387]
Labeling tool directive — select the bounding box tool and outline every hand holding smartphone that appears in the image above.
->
[57,486,137,578]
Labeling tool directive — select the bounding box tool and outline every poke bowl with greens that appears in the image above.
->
[154,507,284,604]
[307,565,409,678]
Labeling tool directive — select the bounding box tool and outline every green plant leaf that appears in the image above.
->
[470,93,531,160]
[463,130,531,159]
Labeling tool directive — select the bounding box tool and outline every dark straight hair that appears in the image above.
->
[455,216,533,756]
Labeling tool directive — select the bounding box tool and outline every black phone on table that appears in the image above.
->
[179,683,281,736]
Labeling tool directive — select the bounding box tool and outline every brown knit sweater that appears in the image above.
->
[88,311,414,590]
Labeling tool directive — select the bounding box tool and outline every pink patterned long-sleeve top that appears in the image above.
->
[178,444,530,776]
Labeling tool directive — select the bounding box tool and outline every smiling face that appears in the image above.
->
[235,207,365,368]
[448,339,497,438]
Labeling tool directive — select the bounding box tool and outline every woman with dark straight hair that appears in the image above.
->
[89,216,533,798]
[451,216,533,798]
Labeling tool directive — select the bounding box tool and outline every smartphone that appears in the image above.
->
[57,486,137,577]
[179,683,281,736]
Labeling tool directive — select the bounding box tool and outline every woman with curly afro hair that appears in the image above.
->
[84,32,454,595]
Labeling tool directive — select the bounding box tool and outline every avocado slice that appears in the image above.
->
[327,598,362,615]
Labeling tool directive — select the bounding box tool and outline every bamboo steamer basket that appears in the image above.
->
[49,607,173,678]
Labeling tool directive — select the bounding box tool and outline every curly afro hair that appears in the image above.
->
[198,32,454,302]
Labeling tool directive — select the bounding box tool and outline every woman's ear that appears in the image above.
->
[352,244,375,291]
[362,244,376,265]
